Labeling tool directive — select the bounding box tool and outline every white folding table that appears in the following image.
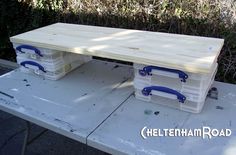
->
[0,60,133,144]
[0,60,235,155]
[88,81,236,155]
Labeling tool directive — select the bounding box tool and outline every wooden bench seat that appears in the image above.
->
[10,23,224,73]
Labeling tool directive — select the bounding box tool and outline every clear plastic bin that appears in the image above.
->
[134,63,218,96]
[16,54,91,80]
[134,66,217,113]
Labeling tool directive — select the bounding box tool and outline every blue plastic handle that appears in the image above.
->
[20,61,46,72]
[16,45,43,57]
[142,86,186,103]
[139,66,188,82]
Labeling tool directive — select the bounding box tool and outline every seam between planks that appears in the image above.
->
[85,90,134,146]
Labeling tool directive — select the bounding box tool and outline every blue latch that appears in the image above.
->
[139,66,188,82]
[142,86,186,103]
[16,45,43,57]
[20,61,46,73]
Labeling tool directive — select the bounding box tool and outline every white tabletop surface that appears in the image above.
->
[0,60,133,143]
[87,82,236,155]
[1,59,236,155]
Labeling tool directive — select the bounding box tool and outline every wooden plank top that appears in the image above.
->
[10,23,224,73]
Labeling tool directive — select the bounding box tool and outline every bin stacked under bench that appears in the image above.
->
[133,63,218,113]
[13,43,91,80]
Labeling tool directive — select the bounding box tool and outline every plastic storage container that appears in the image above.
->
[17,53,91,80]
[134,64,217,113]
[134,63,218,96]
[13,43,68,63]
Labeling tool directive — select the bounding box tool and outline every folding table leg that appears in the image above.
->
[20,121,48,155]
[21,121,30,155]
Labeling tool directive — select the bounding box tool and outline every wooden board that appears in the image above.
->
[10,23,224,73]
